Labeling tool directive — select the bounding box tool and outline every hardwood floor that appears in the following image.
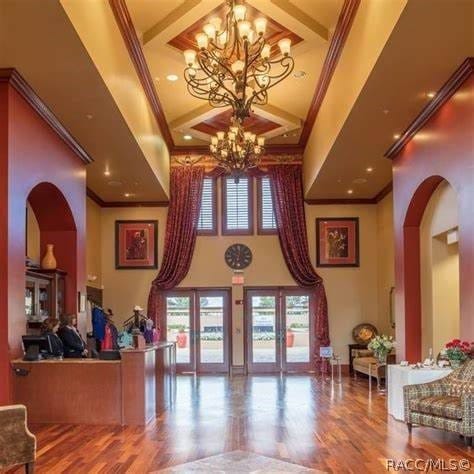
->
[12,375,473,473]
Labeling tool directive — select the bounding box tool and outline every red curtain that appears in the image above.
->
[269,164,330,364]
[147,166,204,327]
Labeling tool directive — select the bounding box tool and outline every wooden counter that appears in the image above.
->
[11,342,176,426]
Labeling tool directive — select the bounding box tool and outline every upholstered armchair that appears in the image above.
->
[0,405,36,472]
[404,360,474,446]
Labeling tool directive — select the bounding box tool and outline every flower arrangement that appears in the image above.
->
[443,339,472,367]
[368,334,395,363]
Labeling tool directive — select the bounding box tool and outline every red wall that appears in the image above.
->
[393,74,474,362]
[0,82,86,404]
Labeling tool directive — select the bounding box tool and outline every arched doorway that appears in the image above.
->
[402,176,460,361]
[26,182,78,319]
[419,180,460,358]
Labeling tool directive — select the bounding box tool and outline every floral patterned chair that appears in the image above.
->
[403,360,474,446]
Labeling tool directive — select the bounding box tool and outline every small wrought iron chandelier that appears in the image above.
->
[209,119,265,182]
[182,0,294,122]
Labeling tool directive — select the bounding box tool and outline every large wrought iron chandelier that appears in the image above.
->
[209,119,265,182]
[182,0,294,122]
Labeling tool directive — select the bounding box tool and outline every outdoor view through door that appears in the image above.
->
[246,288,314,373]
[165,289,230,373]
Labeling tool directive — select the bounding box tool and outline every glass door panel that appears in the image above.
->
[283,293,312,372]
[246,290,280,373]
[197,290,230,373]
[165,292,195,372]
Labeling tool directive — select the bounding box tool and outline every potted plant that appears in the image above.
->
[368,334,395,364]
[286,326,295,348]
[176,325,187,348]
[443,339,471,368]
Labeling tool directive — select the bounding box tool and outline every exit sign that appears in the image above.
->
[232,274,245,285]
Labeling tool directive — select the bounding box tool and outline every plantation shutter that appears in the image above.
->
[261,176,276,229]
[197,177,215,232]
[225,177,250,230]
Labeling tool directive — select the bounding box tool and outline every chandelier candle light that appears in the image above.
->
[182,0,294,121]
[210,120,265,182]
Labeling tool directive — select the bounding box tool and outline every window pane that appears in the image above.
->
[251,296,276,363]
[261,176,276,229]
[198,177,214,231]
[199,296,224,364]
[285,295,310,363]
[225,177,249,230]
[166,296,191,364]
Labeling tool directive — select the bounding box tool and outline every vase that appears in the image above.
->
[449,359,462,369]
[41,244,57,270]
[376,352,388,364]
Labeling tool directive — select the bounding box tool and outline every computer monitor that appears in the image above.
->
[22,335,53,361]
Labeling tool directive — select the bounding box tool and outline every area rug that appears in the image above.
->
[155,450,326,473]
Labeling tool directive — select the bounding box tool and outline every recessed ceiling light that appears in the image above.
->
[366,167,373,173]
[293,70,306,78]
[283,133,288,138]
[183,134,192,140]
[347,189,353,195]
[124,193,130,197]
[104,170,111,177]
[427,91,436,98]
[393,133,401,139]
[166,74,179,82]
[383,109,389,115]
[86,114,93,120]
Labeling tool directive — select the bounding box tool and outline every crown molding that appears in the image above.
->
[298,0,360,146]
[0,68,93,165]
[109,0,174,151]
[385,57,474,159]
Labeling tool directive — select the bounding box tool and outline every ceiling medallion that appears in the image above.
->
[210,118,265,182]
[182,0,294,122]
[181,0,295,179]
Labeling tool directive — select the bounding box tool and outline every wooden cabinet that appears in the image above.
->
[25,269,66,332]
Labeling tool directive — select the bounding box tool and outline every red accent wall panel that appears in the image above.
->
[393,75,474,362]
[0,83,86,404]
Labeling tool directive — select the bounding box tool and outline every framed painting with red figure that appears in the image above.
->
[316,217,359,267]
[115,220,158,269]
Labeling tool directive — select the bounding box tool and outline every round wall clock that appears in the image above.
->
[224,244,252,270]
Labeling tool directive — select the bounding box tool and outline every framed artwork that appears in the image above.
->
[115,220,158,270]
[316,217,359,267]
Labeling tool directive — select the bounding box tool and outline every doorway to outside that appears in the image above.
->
[164,288,231,374]
[245,288,314,373]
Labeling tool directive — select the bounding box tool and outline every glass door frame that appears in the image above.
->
[244,287,315,374]
[196,289,231,374]
[163,288,231,374]
[281,288,315,373]
[164,290,196,373]
[245,288,281,374]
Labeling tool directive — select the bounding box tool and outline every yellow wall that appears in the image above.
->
[89,179,396,366]
[86,198,103,289]
[376,192,395,336]
[26,202,40,264]
[420,181,460,357]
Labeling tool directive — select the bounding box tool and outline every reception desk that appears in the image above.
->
[11,342,176,426]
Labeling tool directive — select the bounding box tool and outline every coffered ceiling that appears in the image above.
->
[126,0,344,147]
[1,0,472,203]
